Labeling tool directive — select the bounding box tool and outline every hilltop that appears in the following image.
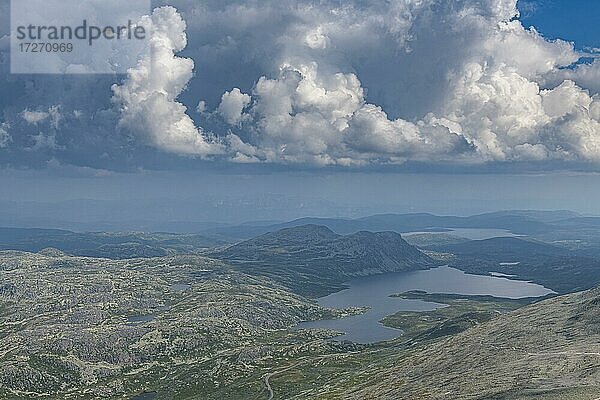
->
[212,225,433,296]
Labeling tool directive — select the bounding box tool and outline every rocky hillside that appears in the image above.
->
[330,287,600,399]
[0,228,223,259]
[212,225,433,296]
[0,251,353,399]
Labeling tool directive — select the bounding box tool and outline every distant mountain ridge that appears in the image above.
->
[203,210,580,240]
[0,227,222,259]
[419,236,600,294]
[212,224,433,295]
[426,236,568,260]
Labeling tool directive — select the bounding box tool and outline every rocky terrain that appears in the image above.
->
[347,286,600,399]
[0,251,359,399]
[1,216,600,399]
[266,287,600,400]
[212,225,433,296]
[0,228,223,259]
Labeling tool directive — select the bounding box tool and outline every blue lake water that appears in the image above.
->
[445,228,520,240]
[297,266,554,343]
[170,283,192,292]
[404,228,520,240]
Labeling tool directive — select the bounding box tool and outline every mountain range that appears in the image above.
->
[0,228,221,259]
[202,210,581,240]
[2,211,600,398]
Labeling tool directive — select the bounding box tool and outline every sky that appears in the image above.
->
[519,0,600,51]
[0,0,599,227]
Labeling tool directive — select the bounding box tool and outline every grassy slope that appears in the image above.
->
[328,288,600,399]
[381,291,545,343]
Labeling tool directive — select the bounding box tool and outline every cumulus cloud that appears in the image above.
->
[21,110,50,125]
[483,21,578,78]
[304,27,329,50]
[196,100,207,113]
[221,62,468,165]
[112,6,223,156]
[438,64,600,161]
[544,60,600,95]
[195,0,598,165]
[217,88,252,125]
[2,0,599,170]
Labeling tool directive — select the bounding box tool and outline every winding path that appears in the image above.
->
[263,364,298,400]
[261,345,377,399]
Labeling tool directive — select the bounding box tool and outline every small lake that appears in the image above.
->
[404,228,520,240]
[170,283,192,292]
[131,392,158,400]
[297,266,554,343]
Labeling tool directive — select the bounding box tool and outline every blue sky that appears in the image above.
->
[0,0,599,225]
[519,0,600,51]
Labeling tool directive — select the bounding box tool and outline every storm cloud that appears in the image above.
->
[1,0,599,170]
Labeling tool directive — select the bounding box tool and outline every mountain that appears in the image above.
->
[212,225,433,296]
[202,211,558,240]
[0,227,223,259]
[481,210,580,223]
[426,236,568,261]
[2,227,600,399]
[422,236,600,293]
[554,216,600,229]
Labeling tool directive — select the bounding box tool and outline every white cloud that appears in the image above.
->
[484,21,578,78]
[217,88,252,125]
[221,62,468,165]
[305,27,329,50]
[196,100,207,113]
[437,63,600,162]
[5,0,599,170]
[112,6,223,156]
[542,80,593,118]
[544,60,600,95]
[215,55,598,165]
[192,0,599,166]
[21,109,49,125]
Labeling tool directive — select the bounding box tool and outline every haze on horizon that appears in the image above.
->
[1,0,599,229]
[1,167,600,231]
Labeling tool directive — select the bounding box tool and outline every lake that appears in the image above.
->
[404,228,520,240]
[297,266,554,343]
